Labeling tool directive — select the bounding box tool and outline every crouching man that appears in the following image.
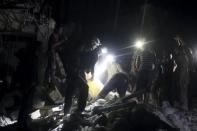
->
[96,72,131,100]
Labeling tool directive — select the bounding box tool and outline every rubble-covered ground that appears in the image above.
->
[1,93,197,131]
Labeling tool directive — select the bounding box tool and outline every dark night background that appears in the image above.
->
[49,0,197,50]
[0,1,197,130]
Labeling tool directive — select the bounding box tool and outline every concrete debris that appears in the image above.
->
[0,116,17,127]
[50,124,63,131]
[0,92,195,131]
[80,126,93,131]
[30,109,41,120]
[92,101,137,114]
[23,96,196,131]
[161,101,191,131]
[85,99,107,112]
[48,86,64,104]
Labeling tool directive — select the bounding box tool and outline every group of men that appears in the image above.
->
[46,22,193,123]
[94,36,193,111]
[133,36,193,111]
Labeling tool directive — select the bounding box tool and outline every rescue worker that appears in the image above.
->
[130,50,139,92]
[173,36,193,110]
[159,51,176,105]
[135,44,156,102]
[60,33,101,117]
[81,37,102,81]
[45,25,66,85]
[96,72,131,99]
[105,59,124,83]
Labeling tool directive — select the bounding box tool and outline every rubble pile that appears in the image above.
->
[46,98,191,131]
[0,116,17,127]
[0,90,195,131]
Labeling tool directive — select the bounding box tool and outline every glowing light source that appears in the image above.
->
[106,54,114,62]
[94,54,115,81]
[135,40,144,49]
[101,48,108,54]
[94,60,108,80]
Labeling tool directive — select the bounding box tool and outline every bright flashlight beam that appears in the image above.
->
[101,48,108,54]
[94,62,107,81]
[135,40,144,49]
[106,54,114,62]
[94,54,115,81]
